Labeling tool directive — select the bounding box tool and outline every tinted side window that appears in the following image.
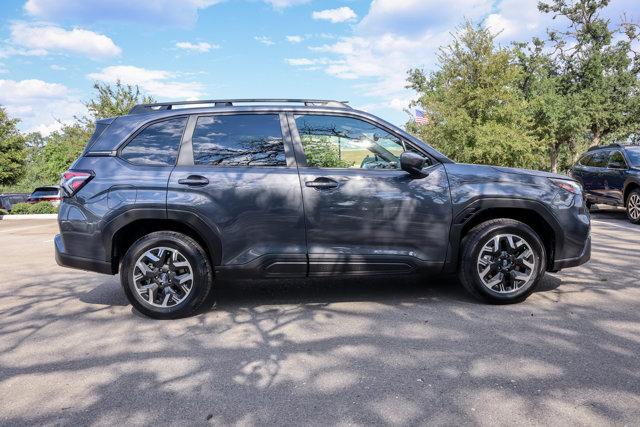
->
[121,117,187,166]
[608,151,627,168]
[294,115,408,169]
[192,114,286,167]
[579,153,593,166]
[590,151,609,167]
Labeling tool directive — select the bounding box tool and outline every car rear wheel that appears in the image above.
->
[459,219,546,303]
[120,231,213,319]
[627,189,640,224]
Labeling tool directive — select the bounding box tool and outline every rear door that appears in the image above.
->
[167,113,307,276]
[603,150,628,204]
[287,113,451,276]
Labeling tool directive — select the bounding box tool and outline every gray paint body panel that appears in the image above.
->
[56,104,591,278]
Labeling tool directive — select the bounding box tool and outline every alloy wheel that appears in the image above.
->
[476,234,536,294]
[132,246,194,308]
[628,194,640,221]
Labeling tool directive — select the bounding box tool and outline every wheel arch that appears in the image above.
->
[623,180,640,205]
[106,209,222,274]
[444,198,561,273]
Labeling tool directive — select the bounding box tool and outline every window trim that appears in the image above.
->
[286,112,435,170]
[578,153,593,167]
[179,112,295,168]
[117,115,189,167]
[607,150,628,169]
[588,150,610,169]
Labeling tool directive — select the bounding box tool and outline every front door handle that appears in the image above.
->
[178,175,209,187]
[305,177,339,190]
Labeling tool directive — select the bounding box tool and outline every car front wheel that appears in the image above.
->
[459,219,546,303]
[120,231,213,319]
[627,189,640,224]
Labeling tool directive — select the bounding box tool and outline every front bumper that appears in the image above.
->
[551,235,591,271]
[55,234,113,275]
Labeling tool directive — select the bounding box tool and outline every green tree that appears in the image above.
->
[3,82,155,191]
[81,80,155,125]
[539,0,640,148]
[514,40,588,172]
[0,107,27,186]
[407,22,546,169]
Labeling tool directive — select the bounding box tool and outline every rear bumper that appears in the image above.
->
[551,235,591,271]
[55,234,113,275]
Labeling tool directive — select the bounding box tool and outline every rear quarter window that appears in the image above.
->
[578,153,593,166]
[120,117,188,166]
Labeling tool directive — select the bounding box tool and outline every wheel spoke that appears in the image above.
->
[132,246,194,308]
[476,233,535,294]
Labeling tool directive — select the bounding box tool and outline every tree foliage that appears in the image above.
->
[1,81,155,192]
[0,107,26,186]
[539,0,640,148]
[81,80,155,125]
[407,22,546,169]
[408,1,640,172]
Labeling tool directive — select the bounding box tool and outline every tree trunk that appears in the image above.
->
[591,127,601,147]
[549,143,559,173]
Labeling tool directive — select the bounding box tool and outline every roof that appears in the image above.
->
[587,143,640,151]
[128,99,351,115]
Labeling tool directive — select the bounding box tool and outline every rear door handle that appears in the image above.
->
[178,175,209,187]
[305,178,339,189]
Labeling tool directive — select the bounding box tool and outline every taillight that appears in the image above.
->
[61,170,94,196]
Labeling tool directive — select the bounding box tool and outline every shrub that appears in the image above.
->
[9,202,58,215]
[0,208,8,216]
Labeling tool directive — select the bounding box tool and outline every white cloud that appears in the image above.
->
[9,22,121,59]
[485,0,553,43]
[263,0,309,8]
[175,41,220,52]
[254,36,275,46]
[312,7,357,23]
[290,0,496,118]
[50,64,66,71]
[286,35,304,43]
[0,79,85,134]
[87,65,205,99]
[285,57,340,66]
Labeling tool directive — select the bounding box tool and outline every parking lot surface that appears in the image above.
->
[1,207,639,425]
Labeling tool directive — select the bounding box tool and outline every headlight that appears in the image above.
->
[549,178,582,195]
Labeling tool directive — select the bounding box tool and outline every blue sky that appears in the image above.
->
[0,0,638,134]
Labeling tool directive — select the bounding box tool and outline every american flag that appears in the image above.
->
[414,109,429,125]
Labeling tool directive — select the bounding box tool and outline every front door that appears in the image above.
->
[168,113,307,277]
[287,113,451,276]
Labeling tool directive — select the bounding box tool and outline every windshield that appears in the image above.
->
[626,147,640,167]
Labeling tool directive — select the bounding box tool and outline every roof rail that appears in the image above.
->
[129,99,351,114]
[587,143,623,151]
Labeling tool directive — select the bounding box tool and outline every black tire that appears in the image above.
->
[120,231,213,319]
[626,189,640,224]
[458,219,546,304]
[585,200,593,211]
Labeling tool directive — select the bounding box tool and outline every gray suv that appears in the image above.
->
[55,99,591,318]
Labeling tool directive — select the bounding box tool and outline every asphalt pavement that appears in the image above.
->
[0,207,639,425]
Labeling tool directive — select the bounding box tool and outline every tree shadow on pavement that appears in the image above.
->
[1,231,639,424]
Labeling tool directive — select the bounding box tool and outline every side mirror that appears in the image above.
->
[400,151,427,176]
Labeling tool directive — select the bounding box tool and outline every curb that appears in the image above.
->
[0,214,58,220]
